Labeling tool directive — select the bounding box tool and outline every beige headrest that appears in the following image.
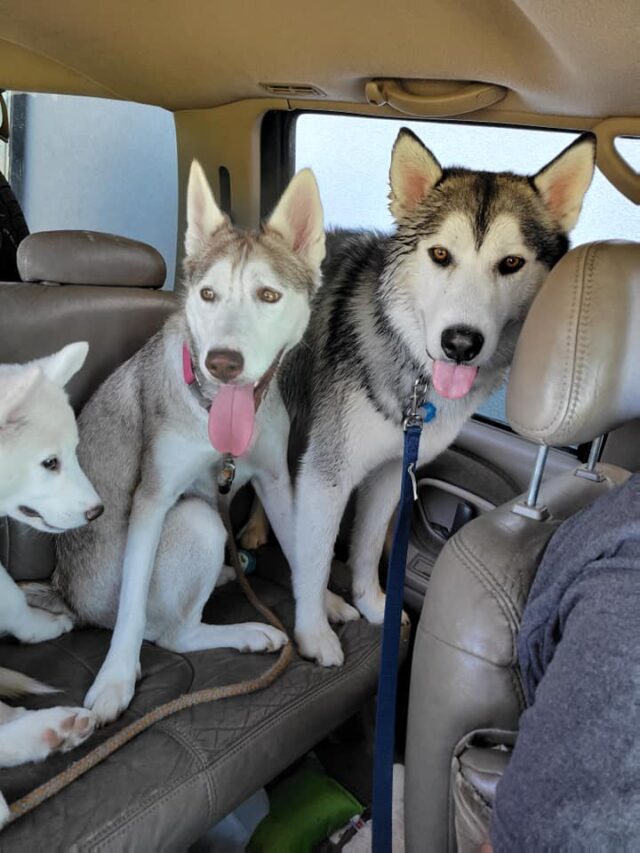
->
[17,230,166,288]
[507,241,640,446]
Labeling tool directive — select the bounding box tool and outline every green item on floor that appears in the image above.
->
[247,766,363,853]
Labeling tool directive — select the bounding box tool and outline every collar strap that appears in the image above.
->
[183,343,210,413]
[183,343,196,386]
[253,352,282,409]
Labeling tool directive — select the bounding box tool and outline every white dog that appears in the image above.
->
[0,343,102,829]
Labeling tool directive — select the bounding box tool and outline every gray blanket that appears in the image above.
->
[491,473,640,850]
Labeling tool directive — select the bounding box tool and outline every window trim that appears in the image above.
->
[5,93,27,195]
[260,110,298,220]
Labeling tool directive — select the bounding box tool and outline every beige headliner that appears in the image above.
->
[0,0,638,118]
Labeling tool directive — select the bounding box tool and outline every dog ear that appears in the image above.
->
[389,128,442,221]
[36,341,89,389]
[266,168,326,270]
[185,160,228,256]
[0,366,41,425]
[533,134,596,232]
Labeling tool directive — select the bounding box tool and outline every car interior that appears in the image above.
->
[0,2,638,850]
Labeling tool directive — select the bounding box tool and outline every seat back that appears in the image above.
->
[405,241,640,851]
[0,231,177,580]
[405,464,628,851]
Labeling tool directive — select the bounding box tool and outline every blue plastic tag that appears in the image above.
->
[237,549,257,575]
[422,402,437,423]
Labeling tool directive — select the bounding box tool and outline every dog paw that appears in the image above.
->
[326,590,361,623]
[238,510,270,551]
[13,607,73,643]
[39,706,95,753]
[9,706,95,765]
[354,588,410,627]
[295,624,344,667]
[0,792,10,830]
[236,623,287,653]
[84,670,136,726]
[238,526,269,551]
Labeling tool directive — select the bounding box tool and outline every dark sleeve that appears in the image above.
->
[490,568,640,851]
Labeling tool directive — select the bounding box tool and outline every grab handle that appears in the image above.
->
[593,117,640,204]
[365,79,507,118]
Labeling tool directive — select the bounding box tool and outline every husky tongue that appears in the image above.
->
[208,384,255,456]
[432,360,478,399]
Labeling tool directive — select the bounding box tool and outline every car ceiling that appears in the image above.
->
[0,0,638,118]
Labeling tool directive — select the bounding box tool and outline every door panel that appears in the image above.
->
[404,419,579,611]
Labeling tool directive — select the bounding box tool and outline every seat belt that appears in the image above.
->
[372,385,436,853]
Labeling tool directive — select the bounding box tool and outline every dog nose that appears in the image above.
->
[205,349,244,382]
[441,326,485,363]
[86,504,104,523]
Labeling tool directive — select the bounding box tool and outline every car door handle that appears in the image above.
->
[415,477,496,543]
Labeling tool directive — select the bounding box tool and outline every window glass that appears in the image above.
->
[5,92,178,288]
[295,114,640,424]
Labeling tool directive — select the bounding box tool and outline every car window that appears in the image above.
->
[4,92,178,288]
[295,114,640,425]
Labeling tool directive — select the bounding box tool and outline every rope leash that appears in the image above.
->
[7,500,292,825]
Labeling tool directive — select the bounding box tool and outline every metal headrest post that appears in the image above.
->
[575,435,605,482]
[512,444,550,521]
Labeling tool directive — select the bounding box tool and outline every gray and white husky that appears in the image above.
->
[284,128,596,666]
[54,162,326,724]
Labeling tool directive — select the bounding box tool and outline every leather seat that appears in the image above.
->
[404,241,640,852]
[0,233,399,850]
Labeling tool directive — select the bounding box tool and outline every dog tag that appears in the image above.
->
[217,454,236,495]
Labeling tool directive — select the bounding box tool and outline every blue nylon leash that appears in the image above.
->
[372,393,436,853]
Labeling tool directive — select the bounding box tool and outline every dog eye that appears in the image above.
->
[257,287,282,304]
[200,288,216,302]
[41,456,60,472]
[428,247,451,267]
[498,256,526,275]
